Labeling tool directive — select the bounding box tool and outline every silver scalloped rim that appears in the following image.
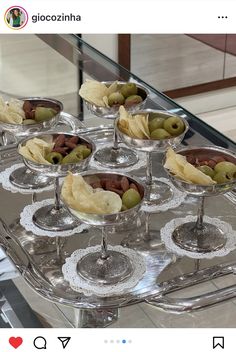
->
[20,198,89,237]
[90,142,146,172]
[0,163,54,194]
[62,245,146,297]
[161,215,236,259]
[141,177,186,213]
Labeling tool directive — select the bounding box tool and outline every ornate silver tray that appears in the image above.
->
[0,113,236,315]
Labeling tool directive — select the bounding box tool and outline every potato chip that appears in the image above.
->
[128,118,145,139]
[164,148,187,179]
[118,107,150,139]
[62,173,122,214]
[90,191,122,213]
[102,96,109,108]
[184,163,216,185]
[107,81,118,96]
[0,97,25,124]
[140,114,150,138]
[18,146,36,163]
[164,148,216,185]
[79,80,108,107]
[7,112,23,124]
[61,173,99,213]
[19,138,51,165]
[135,114,150,139]
[0,97,5,109]
[8,99,25,117]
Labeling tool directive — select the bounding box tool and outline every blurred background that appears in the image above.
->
[0,34,235,141]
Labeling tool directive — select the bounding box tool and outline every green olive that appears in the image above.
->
[45,152,63,164]
[22,119,36,125]
[35,107,57,122]
[61,151,83,164]
[108,92,125,106]
[73,145,91,158]
[120,83,137,98]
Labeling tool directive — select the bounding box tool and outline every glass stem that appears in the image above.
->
[195,196,205,230]
[55,236,62,261]
[1,131,7,146]
[144,212,151,241]
[112,119,119,150]
[54,177,61,210]
[31,192,37,204]
[100,228,109,260]
[146,152,152,186]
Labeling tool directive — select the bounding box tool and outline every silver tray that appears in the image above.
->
[0,115,236,313]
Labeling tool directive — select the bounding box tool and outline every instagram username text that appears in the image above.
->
[32,13,81,23]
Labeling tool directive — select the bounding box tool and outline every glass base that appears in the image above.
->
[74,308,119,328]
[77,250,133,285]
[172,222,227,253]
[33,204,78,231]
[10,166,53,190]
[94,146,139,168]
[145,180,173,206]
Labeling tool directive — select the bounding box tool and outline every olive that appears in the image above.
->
[73,145,91,158]
[45,152,63,164]
[22,119,36,125]
[35,107,57,122]
[120,83,137,98]
[125,95,143,106]
[108,92,125,107]
[61,151,83,164]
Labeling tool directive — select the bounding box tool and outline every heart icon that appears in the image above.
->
[9,337,23,349]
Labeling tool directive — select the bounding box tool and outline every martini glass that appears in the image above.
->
[165,146,236,253]
[63,171,145,285]
[116,110,189,209]
[83,81,148,168]
[0,97,63,189]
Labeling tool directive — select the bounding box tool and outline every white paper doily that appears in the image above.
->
[141,177,186,213]
[0,163,54,194]
[62,245,146,297]
[20,199,89,237]
[90,142,146,172]
[161,215,236,259]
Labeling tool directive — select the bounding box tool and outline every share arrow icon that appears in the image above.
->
[57,337,71,349]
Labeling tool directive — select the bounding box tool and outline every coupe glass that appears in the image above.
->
[116,110,189,209]
[83,81,148,168]
[63,171,145,285]
[0,97,63,189]
[165,146,236,253]
[19,132,95,232]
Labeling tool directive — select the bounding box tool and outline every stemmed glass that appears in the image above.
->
[19,132,95,232]
[165,146,236,253]
[62,171,145,285]
[83,81,148,168]
[116,110,189,209]
[0,97,63,189]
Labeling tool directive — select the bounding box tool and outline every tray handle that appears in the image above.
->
[0,218,28,275]
[146,284,236,313]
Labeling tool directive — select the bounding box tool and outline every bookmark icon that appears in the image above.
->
[57,337,71,349]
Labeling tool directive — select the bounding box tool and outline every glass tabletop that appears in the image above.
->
[0,34,235,328]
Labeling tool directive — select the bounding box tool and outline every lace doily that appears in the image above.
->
[20,199,89,237]
[90,142,146,172]
[0,164,54,194]
[161,215,236,259]
[62,245,146,297]
[141,177,186,213]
